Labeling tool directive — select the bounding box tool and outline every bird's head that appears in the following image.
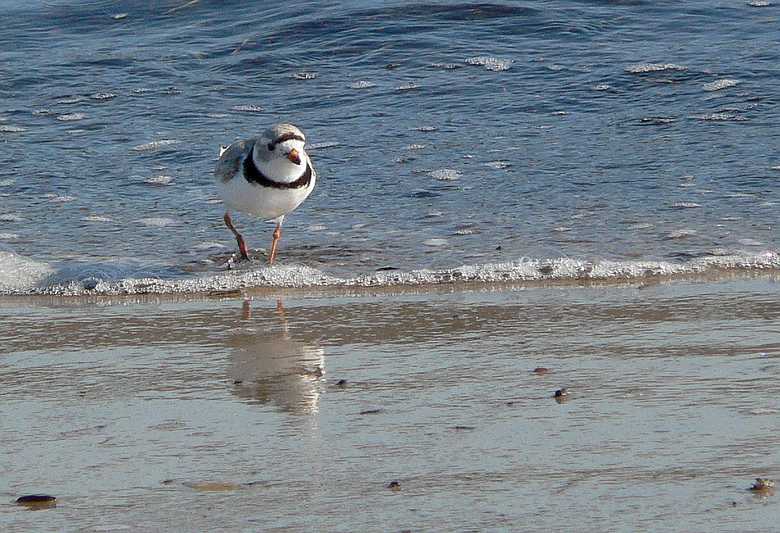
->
[253,123,308,180]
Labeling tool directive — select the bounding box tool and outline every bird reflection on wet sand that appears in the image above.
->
[227,299,325,414]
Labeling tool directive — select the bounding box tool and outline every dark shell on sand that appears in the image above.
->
[16,495,56,504]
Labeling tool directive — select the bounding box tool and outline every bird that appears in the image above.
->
[214,123,316,265]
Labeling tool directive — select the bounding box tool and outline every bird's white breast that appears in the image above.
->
[216,159,316,221]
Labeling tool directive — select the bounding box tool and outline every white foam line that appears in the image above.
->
[2,251,778,297]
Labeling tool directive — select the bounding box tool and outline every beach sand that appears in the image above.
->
[1,276,779,531]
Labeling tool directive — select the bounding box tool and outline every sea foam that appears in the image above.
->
[132,140,180,152]
[625,63,687,74]
[0,251,55,293]
[465,56,513,72]
[703,79,739,91]
[0,251,778,297]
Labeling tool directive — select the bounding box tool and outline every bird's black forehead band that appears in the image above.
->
[269,132,305,148]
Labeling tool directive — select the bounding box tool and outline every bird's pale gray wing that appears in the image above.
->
[214,139,255,182]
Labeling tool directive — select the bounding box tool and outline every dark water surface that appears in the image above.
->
[1,0,779,294]
[1,278,780,531]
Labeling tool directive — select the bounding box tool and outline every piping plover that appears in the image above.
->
[215,123,316,265]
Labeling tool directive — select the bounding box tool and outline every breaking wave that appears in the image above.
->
[1,250,778,297]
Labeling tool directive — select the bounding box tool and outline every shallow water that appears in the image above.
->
[1,1,779,294]
[1,278,779,531]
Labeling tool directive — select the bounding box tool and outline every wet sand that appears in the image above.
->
[1,277,779,532]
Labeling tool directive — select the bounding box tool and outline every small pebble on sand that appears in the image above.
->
[387,480,401,491]
[554,388,569,403]
[750,478,775,492]
[533,367,551,375]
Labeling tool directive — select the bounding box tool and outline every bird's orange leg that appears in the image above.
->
[268,222,282,265]
[223,211,250,261]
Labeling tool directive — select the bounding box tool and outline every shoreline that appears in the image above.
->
[0,252,778,302]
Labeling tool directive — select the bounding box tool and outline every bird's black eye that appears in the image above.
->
[267,143,275,151]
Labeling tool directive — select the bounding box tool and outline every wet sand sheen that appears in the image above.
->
[1,279,779,531]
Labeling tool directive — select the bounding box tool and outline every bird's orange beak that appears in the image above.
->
[287,148,301,165]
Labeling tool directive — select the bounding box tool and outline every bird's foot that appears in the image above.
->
[222,251,253,270]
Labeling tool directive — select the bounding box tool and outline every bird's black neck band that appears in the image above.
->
[243,150,311,190]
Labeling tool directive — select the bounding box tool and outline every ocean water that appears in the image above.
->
[1,0,779,295]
